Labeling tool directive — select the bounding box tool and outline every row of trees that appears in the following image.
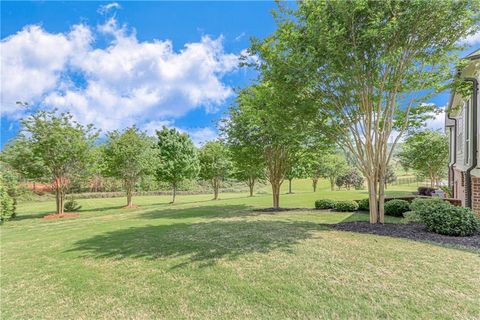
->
[1,112,234,214]
[225,0,478,223]
[2,108,365,215]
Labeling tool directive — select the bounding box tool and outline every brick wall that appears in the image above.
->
[472,176,480,215]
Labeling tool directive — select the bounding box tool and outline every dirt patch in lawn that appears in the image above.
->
[331,221,480,250]
[43,213,80,220]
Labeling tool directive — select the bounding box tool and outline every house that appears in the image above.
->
[445,49,480,214]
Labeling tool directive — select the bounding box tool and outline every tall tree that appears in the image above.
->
[285,161,306,194]
[317,154,349,191]
[198,141,232,200]
[2,111,97,214]
[398,130,448,187]
[103,127,155,208]
[154,127,199,203]
[221,108,265,197]
[223,84,316,208]
[253,0,479,223]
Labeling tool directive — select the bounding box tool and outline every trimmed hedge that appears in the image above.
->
[384,199,410,217]
[334,200,359,212]
[357,198,369,211]
[410,198,479,236]
[315,199,337,210]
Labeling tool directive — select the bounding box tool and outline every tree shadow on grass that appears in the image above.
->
[67,219,327,268]
[139,204,276,220]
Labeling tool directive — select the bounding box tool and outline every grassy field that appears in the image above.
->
[1,179,479,319]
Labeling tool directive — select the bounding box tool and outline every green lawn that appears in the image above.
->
[1,179,479,319]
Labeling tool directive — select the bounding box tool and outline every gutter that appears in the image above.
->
[445,114,457,191]
[465,77,478,209]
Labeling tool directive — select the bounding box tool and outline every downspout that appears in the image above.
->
[465,77,478,209]
[445,114,456,191]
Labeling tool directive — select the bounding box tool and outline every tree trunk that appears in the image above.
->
[248,177,255,197]
[126,191,133,207]
[213,178,219,200]
[171,182,177,203]
[271,182,281,209]
[368,177,378,224]
[125,179,134,208]
[54,177,65,214]
[329,177,335,191]
[378,175,385,224]
[287,179,293,194]
[312,178,318,192]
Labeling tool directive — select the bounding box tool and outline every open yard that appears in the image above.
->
[1,179,479,319]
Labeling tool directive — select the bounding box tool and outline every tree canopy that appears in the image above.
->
[398,130,449,187]
[198,141,232,200]
[155,127,199,203]
[102,126,156,207]
[251,0,479,222]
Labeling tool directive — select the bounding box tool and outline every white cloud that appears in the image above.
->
[0,24,92,117]
[188,127,218,147]
[424,107,446,132]
[97,2,121,15]
[459,29,480,46]
[1,17,240,131]
[142,120,174,136]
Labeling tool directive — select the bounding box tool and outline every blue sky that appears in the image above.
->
[0,1,277,147]
[1,1,479,148]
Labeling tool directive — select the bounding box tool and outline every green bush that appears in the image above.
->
[409,198,447,216]
[403,211,422,223]
[0,185,14,222]
[64,198,82,212]
[384,199,410,217]
[357,198,369,211]
[410,198,479,236]
[315,199,336,209]
[422,205,479,236]
[334,200,359,212]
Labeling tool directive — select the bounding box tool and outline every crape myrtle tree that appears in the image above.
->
[223,83,319,209]
[102,126,156,208]
[254,0,479,223]
[317,154,349,191]
[285,161,306,194]
[2,110,98,214]
[155,127,200,203]
[198,141,232,200]
[220,109,265,197]
[398,130,448,187]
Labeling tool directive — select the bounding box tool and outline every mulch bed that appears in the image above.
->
[43,213,80,220]
[331,221,480,250]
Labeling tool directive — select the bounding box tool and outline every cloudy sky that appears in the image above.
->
[1,1,479,148]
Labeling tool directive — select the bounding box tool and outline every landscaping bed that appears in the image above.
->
[332,221,480,249]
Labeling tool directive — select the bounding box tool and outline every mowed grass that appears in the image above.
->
[1,179,479,319]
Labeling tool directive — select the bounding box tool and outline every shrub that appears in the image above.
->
[384,199,410,217]
[334,200,359,212]
[423,206,479,236]
[409,198,447,216]
[315,199,336,209]
[357,198,369,211]
[410,198,479,236]
[0,186,14,222]
[403,211,422,223]
[64,198,82,212]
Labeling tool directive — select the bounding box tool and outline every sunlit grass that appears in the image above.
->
[1,179,479,319]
